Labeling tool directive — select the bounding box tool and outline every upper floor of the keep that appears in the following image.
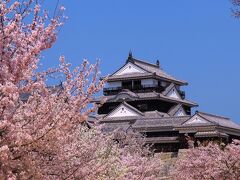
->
[102,52,187,97]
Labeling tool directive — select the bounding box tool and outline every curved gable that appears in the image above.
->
[113,62,146,76]
[106,102,143,118]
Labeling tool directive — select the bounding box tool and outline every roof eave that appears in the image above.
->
[101,74,188,86]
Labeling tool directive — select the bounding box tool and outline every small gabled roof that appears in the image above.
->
[181,111,240,130]
[112,61,147,76]
[144,110,170,118]
[105,101,144,119]
[181,114,215,126]
[162,83,175,96]
[130,57,187,85]
[168,104,183,116]
[105,53,187,85]
[109,89,139,101]
[197,111,240,130]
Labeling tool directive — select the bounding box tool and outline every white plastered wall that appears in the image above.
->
[107,81,121,88]
[167,87,181,99]
[184,115,209,124]
[141,79,158,86]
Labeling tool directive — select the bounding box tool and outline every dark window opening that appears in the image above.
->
[133,80,141,86]
[137,104,148,111]
[122,81,132,89]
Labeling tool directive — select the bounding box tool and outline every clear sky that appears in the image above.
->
[41,0,240,123]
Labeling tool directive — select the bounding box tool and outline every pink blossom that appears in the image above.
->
[0,1,164,179]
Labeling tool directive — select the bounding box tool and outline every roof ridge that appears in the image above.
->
[197,111,230,120]
[144,115,190,120]
[132,58,159,68]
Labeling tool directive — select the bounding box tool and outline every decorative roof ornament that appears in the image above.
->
[128,50,133,59]
[127,50,134,63]
[156,60,160,68]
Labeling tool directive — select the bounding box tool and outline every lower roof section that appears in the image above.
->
[94,89,198,107]
[145,137,179,144]
[91,106,240,139]
[194,131,229,138]
[90,101,240,139]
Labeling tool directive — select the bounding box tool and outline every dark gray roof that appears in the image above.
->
[100,116,138,123]
[132,58,187,85]
[144,111,170,118]
[106,56,187,85]
[99,90,197,107]
[168,104,183,116]
[107,72,154,81]
[92,108,240,137]
[197,112,240,130]
[133,116,190,130]
[118,89,139,98]
[162,83,175,96]
[101,122,131,133]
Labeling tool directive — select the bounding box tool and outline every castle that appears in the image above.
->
[90,53,240,152]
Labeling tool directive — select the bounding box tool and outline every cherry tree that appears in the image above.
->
[0,1,163,179]
[173,140,240,180]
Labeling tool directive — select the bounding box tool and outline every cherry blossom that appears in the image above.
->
[0,1,163,179]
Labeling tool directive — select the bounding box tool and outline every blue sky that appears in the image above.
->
[41,0,240,123]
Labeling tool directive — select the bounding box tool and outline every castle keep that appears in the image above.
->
[91,53,240,152]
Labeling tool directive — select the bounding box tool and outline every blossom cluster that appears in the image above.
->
[0,1,163,179]
[173,140,240,180]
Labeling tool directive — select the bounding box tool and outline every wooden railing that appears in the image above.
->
[103,84,165,95]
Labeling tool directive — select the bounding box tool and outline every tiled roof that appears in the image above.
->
[101,122,131,133]
[168,104,183,116]
[159,94,197,106]
[92,107,240,136]
[106,56,187,85]
[132,58,187,85]
[100,116,138,123]
[197,112,240,130]
[99,90,198,107]
[162,83,175,96]
[117,89,139,98]
[144,111,170,118]
[133,116,190,129]
[107,72,154,81]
